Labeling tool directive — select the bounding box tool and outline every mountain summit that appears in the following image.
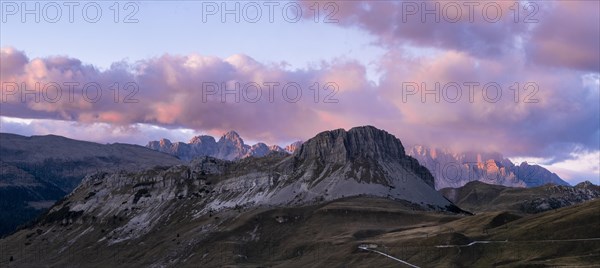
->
[294,126,435,188]
[215,131,250,160]
[296,126,405,162]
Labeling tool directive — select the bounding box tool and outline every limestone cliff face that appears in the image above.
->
[296,126,405,162]
[294,126,435,188]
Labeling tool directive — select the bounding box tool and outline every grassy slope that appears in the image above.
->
[2,197,598,267]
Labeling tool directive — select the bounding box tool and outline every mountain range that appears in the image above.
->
[407,146,569,189]
[1,126,598,267]
[146,131,302,161]
[147,132,570,190]
[0,128,576,238]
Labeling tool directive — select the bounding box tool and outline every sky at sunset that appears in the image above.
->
[1,1,599,184]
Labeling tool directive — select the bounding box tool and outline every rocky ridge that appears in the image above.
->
[147,131,301,161]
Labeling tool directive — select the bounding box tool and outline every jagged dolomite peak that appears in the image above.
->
[407,145,569,189]
[147,131,301,161]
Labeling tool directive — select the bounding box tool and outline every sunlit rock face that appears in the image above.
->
[407,146,569,189]
[285,141,303,154]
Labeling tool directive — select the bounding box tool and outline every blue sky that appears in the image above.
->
[1,1,386,79]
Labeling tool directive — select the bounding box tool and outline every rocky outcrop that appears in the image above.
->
[295,126,435,188]
[296,127,405,163]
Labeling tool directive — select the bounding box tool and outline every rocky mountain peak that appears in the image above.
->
[159,138,172,146]
[219,131,244,145]
[295,126,406,163]
[246,143,270,157]
[270,145,285,152]
[285,141,303,153]
[575,181,598,190]
[216,131,249,160]
[189,135,216,145]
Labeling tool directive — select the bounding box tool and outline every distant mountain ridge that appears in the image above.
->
[407,145,569,190]
[147,131,300,161]
[148,133,570,190]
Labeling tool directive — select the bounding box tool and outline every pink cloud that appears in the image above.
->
[300,0,599,72]
[0,47,597,162]
[0,49,389,145]
[526,1,600,71]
